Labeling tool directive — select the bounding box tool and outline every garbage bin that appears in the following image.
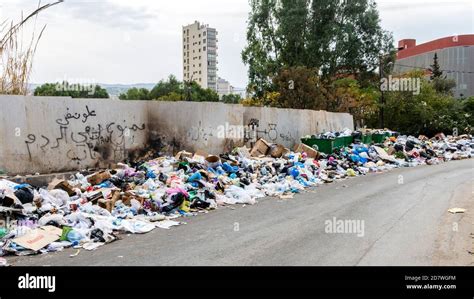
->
[301,138,335,155]
[342,136,354,147]
[361,134,372,144]
[373,132,390,144]
[333,137,346,149]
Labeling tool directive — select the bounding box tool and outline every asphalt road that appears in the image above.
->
[7,159,474,266]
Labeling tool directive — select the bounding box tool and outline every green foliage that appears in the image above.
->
[34,82,109,98]
[222,94,242,104]
[149,75,182,99]
[383,78,472,136]
[432,77,456,95]
[157,91,183,102]
[118,75,219,102]
[272,66,325,109]
[430,53,443,80]
[242,0,393,98]
[119,87,150,100]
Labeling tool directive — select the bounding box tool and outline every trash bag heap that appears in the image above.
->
[0,130,472,257]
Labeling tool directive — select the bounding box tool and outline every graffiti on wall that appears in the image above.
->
[24,105,146,163]
[187,121,214,142]
[244,118,295,144]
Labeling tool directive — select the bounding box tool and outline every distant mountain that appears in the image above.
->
[28,83,156,97]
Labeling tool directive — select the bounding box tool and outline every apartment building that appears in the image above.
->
[182,21,218,91]
[394,35,474,98]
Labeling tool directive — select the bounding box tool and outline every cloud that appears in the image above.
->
[61,0,155,30]
[3,0,156,30]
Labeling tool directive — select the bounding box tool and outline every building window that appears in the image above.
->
[203,32,206,36]
[203,39,206,43]
[203,46,206,51]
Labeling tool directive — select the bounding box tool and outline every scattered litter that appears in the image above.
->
[0,131,472,260]
[155,220,181,230]
[448,208,467,214]
[0,257,8,266]
[70,249,81,258]
[83,242,104,251]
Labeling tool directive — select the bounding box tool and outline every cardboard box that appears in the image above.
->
[13,226,62,251]
[87,171,111,186]
[192,150,208,164]
[1,190,21,207]
[174,151,193,161]
[250,139,271,157]
[48,179,76,196]
[294,143,319,159]
[269,144,286,158]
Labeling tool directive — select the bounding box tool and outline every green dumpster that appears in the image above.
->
[342,136,354,147]
[361,134,372,144]
[373,132,390,144]
[333,137,345,149]
[301,138,335,155]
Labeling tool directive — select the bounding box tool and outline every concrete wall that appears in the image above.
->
[0,96,149,175]
[0,95,353,175]
[146,101,245,154]
[243,107,354,148]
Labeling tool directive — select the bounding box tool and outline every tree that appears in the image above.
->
[272,66,326,109]
[149,75,182,100]
[119,87,150,100]
[242,0,393,98]
[430,53,443,80]
[34,82,109,98]
[222,94,242,104]
[187,82,219,102]
[432,77,456,96]
[382,72,471,136]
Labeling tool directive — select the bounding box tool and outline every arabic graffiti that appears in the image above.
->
[187,121,214,142]
[24,105,146,163]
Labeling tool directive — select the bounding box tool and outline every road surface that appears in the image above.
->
[7,159,474,266]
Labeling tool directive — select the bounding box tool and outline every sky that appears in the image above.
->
[1,0,473,88]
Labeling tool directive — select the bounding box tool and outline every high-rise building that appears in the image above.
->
[394,35,474,98]
[217,77,233,99]
[182,21,218,91]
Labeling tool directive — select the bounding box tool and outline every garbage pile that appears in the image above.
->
[0,132,472,258]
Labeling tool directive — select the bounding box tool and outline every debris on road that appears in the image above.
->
[0,131,472,258]
[448,208,467,214]
[0,257,8,266]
